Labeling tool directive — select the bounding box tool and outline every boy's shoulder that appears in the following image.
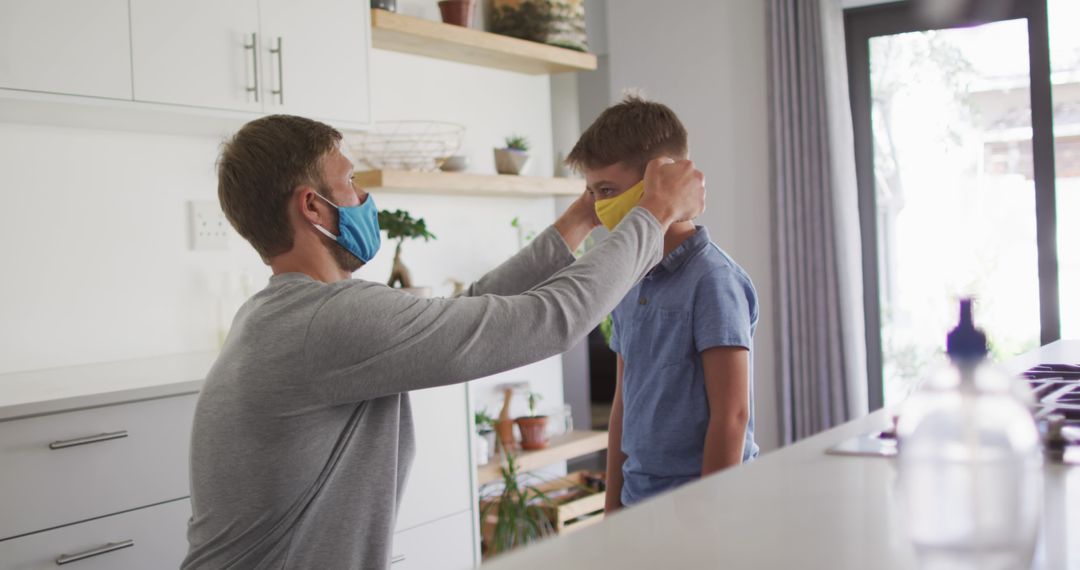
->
[684,240,754,289]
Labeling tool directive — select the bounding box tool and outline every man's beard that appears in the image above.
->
[326,240,364,274]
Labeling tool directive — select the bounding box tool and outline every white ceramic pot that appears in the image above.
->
[494,148,530,175]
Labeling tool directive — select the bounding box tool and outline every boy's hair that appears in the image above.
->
[218,114,342,261]
[566,93,688,173]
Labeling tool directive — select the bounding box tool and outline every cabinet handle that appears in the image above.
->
[49,430,128,450]
[271,36,284,105]
[55,540,134,565]
[244,32,259,103]
[391,554,406,564]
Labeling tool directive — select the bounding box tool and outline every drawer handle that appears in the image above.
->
[392,554,406,564]
[49,430,128,450]
[55,540,134,565]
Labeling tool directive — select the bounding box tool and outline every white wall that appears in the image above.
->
[0,0,566,415]
[600,0,780,452]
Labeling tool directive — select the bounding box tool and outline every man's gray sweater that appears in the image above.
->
[182,208,663,569]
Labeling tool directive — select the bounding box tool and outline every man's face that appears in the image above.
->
[322,145,368,207]
[317,145,370,273]
[584,162,643,202]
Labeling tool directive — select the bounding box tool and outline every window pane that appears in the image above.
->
[1049,0,1080,338]
[869,20,1040,406]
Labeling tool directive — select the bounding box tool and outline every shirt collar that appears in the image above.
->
[657,226,711,274]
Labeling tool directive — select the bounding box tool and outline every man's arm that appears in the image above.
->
[461,192,599,298]
[305,159,705,404]
[701,347,750,476]
[605,355,628,513]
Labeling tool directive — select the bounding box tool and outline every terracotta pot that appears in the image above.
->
[515,416,549,450]
[438,0,475,27]
[494,148,530,175]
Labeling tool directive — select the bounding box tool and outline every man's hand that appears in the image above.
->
[554,189,602,253]
[638,157,706,230]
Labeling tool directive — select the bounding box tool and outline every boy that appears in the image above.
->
[567,95,760,511]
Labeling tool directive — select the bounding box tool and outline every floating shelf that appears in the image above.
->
[354,169,583,198]
[476,430,608,485]
[370,9,597,75]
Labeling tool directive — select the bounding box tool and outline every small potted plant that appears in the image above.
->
[378,209,436,297]
[494,134,531,175]
[515,392,548,450]
[480,454,555,556]
[475,409,496,466]
[438,0,476,27]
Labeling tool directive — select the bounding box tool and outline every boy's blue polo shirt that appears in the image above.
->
[610,226,759,506]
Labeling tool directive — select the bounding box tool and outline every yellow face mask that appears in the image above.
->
[594,180,645,231]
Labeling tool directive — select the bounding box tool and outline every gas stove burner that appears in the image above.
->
[1023,363,1080,425]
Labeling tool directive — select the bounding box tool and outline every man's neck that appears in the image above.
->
[663,221,697,257]
[270,250,350,283]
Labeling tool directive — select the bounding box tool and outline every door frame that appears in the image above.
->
[844,0,1058,410]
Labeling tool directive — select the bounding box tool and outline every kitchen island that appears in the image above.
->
[485,341,1080,570]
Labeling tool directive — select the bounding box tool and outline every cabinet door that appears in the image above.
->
[392,511,475,570]
[130,0,261,112]
[0,0,132,99]
[395,384,473,533]
[258,0,371,125]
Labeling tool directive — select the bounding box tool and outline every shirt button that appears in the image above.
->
[639,297,648,305]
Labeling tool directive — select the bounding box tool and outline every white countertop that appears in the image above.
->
[485,341,1080,570]
[0,351,216,421]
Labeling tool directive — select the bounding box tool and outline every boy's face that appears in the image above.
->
[584,162,644,202]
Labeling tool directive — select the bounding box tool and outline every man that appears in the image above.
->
[183,114,705,569]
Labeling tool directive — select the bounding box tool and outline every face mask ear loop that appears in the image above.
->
[308,188,341,240]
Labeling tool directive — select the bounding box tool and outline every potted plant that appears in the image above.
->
[438,0,476,27]
[515,392,548,450]
[480,454,555,557]
[490,0,588,52]
[494,134,531,175]
[475,408,497,465]
[378,209,436,297]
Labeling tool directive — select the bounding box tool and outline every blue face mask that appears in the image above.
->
[311,192,382,263]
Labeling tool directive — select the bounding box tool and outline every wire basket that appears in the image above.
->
[347,121,465,172]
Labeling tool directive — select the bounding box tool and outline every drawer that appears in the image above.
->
[0,394,196,539]
[392,511,474,570]
[0,498,190,570]
[396,384,472,533]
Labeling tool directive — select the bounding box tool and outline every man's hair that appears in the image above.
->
[217,114,342,261]
[566,93,688,173]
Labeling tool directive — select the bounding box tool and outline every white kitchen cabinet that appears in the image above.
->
[0,0,132,99]
[130,0,261,112]
[0,394,197,540]
[396,384,474,533]
[0,498,190,570]
[127,0,370,125]
[258,0,372,124]
[392,511,475,570]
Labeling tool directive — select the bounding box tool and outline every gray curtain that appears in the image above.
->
[768,0,869,444]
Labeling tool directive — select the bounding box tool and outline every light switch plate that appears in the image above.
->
[188,200,229,251]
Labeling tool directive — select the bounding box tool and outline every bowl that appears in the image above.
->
[439,155,469,172]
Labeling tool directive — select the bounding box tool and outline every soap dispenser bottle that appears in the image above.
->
[896,299,1042,570]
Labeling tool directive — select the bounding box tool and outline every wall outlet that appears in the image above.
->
[188,200,229,251]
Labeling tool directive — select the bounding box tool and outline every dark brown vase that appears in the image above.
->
[438,0,475,27]
[515,416,549,450]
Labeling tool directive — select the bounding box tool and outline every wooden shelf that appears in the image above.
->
[354,169,583,198]
[370,9,597,75]
[477,430,608,485]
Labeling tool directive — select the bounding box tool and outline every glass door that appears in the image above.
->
[846,0,1068,409]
